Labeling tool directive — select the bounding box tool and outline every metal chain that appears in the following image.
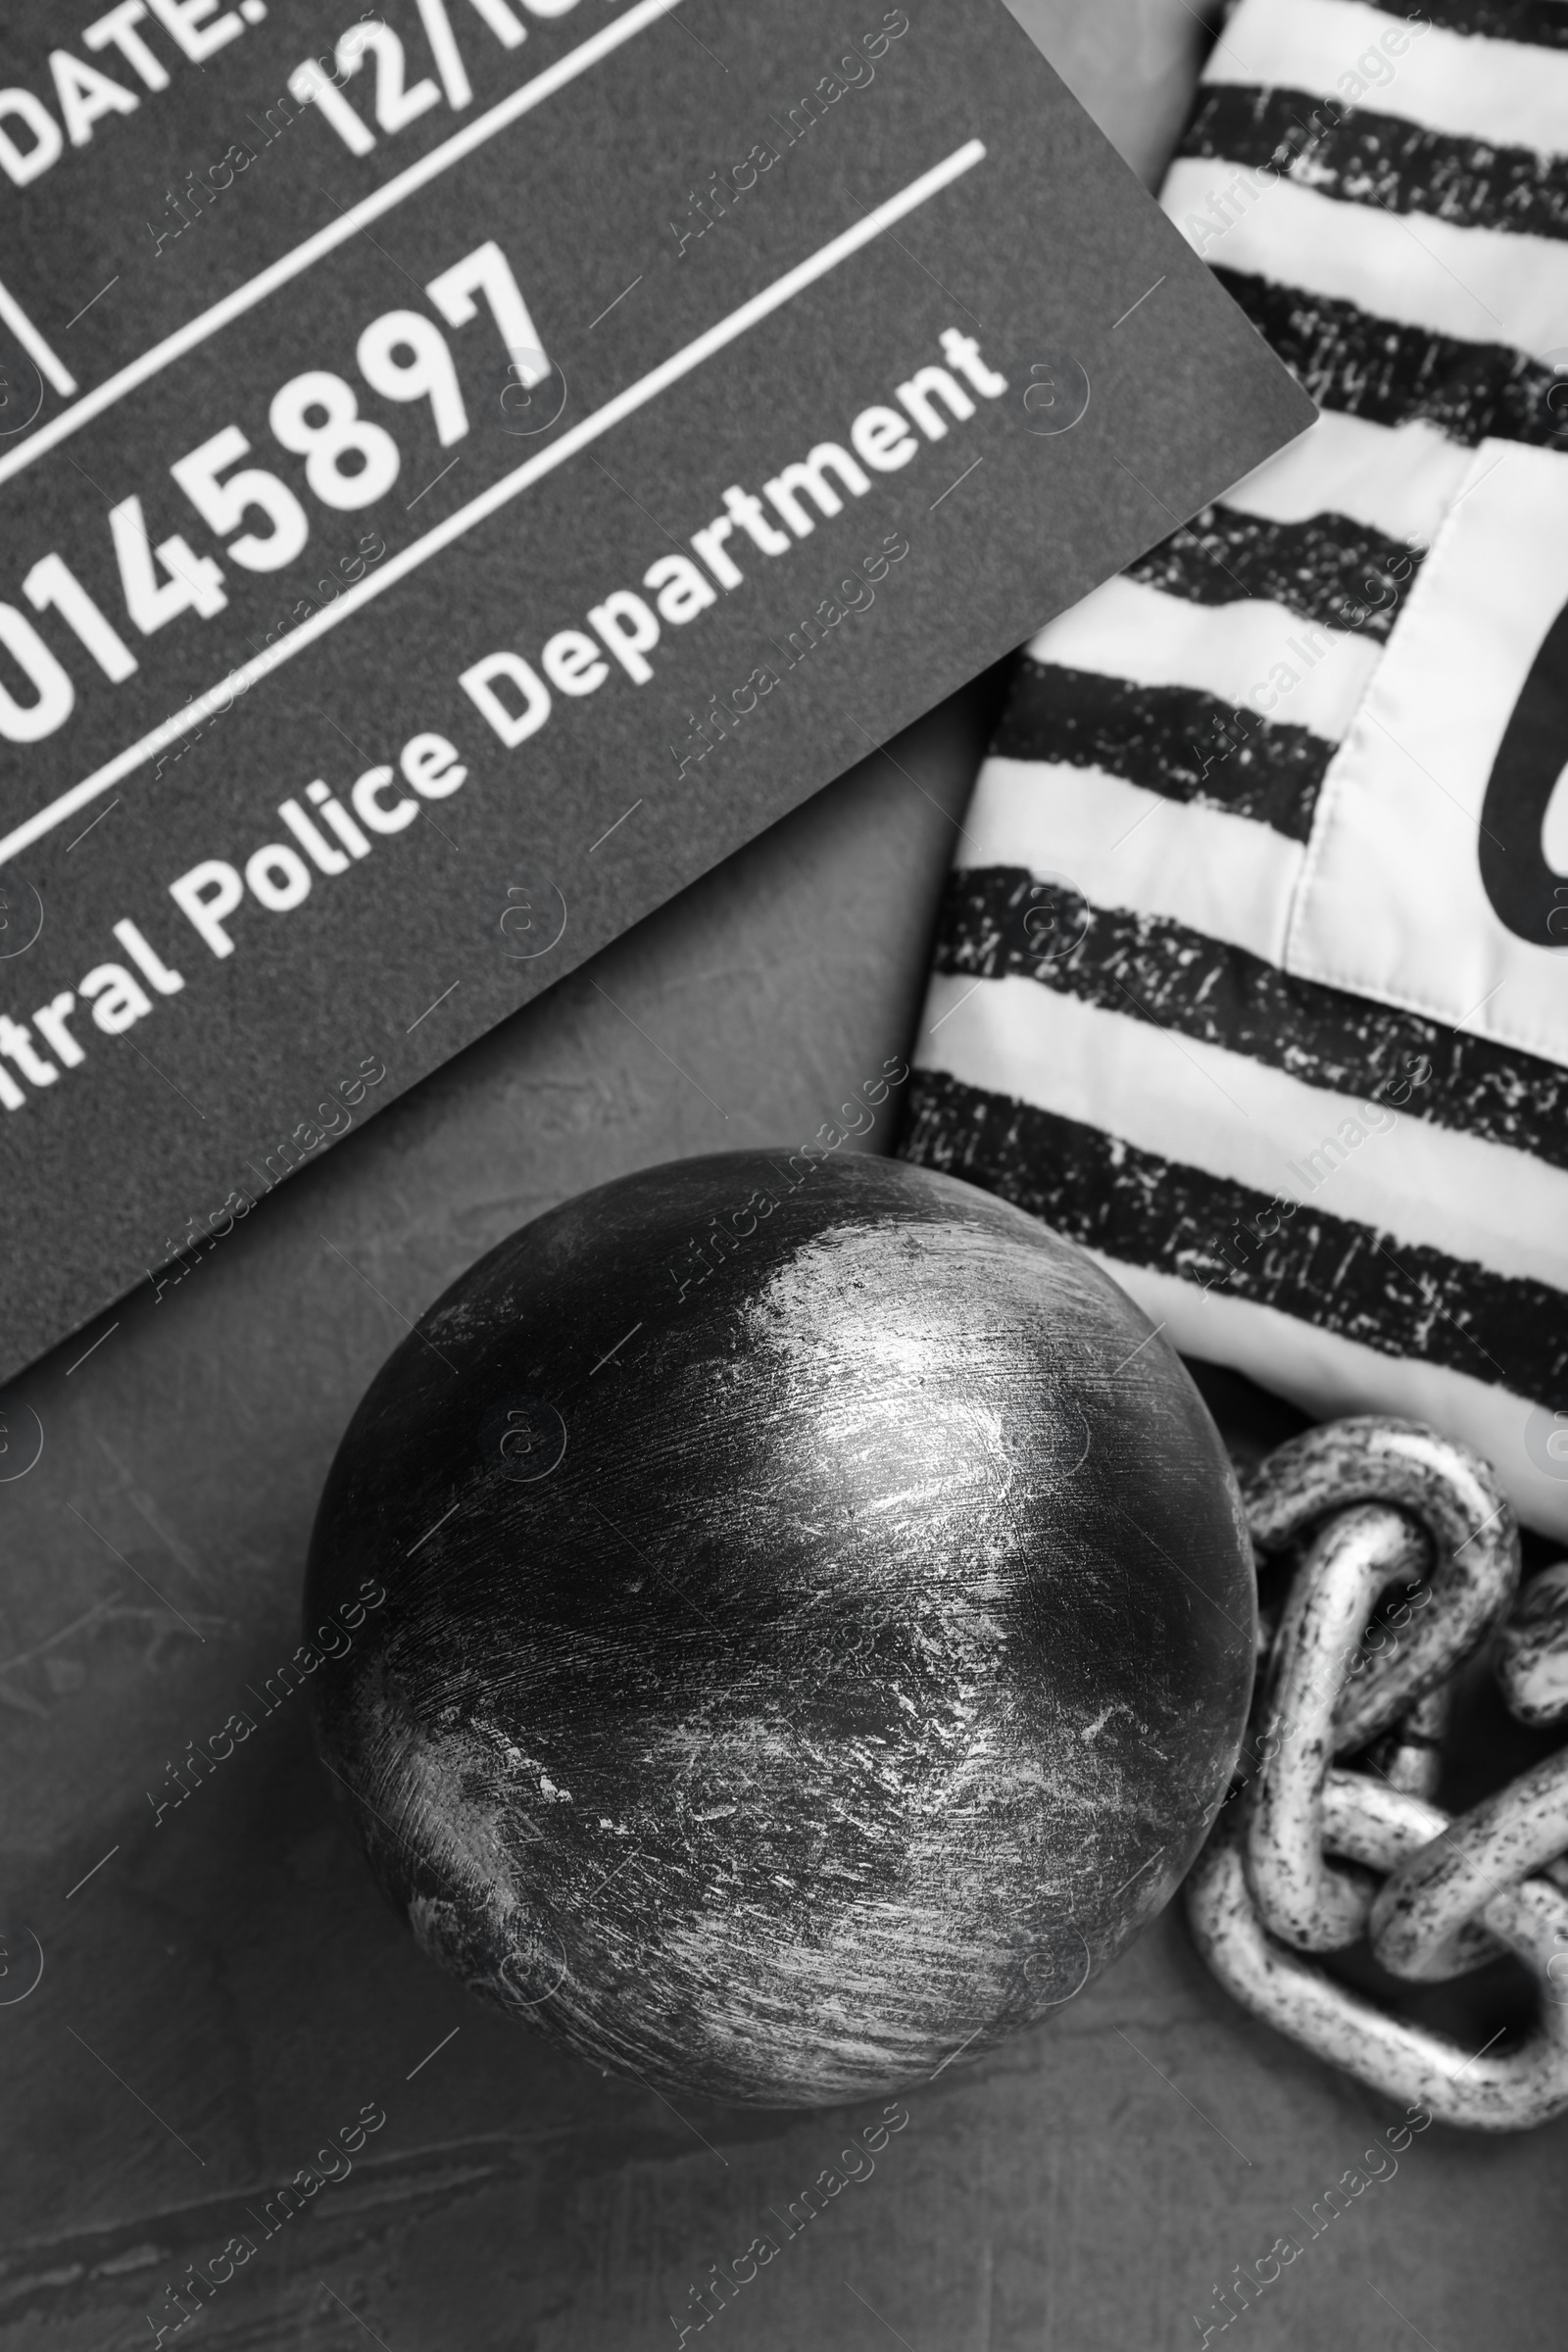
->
[1497,1559,1568,1728]
[1247,1500,1434,1952]
[1364,1681,1451,1801]
[1244,1418,1518,1748]
[1185,1414,1568,2132]
[1189,1777,1568,2132]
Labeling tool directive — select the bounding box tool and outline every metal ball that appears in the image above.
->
[306,1152,1254,2105]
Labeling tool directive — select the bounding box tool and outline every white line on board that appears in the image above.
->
[0,275,76,398]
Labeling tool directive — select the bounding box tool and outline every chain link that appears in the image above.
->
[1497,1559,1568,1729]
[1248,1501,1433,1952]
[1185,1414,1568,2132]
[1189,1775,1568,2132]
[1370,1750,1568,1984]
[1244,1418,1518,1748]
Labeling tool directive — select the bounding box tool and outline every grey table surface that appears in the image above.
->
[4,7,1564,2347]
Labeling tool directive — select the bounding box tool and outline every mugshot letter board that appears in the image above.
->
[0,0,1313,1378]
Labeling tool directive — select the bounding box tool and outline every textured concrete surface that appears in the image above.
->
[3,6,1565,2347]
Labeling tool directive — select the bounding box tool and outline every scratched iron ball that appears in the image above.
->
[306,1152,1254,2105]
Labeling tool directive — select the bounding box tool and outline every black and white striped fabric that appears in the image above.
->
[900,0,1568,1537]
